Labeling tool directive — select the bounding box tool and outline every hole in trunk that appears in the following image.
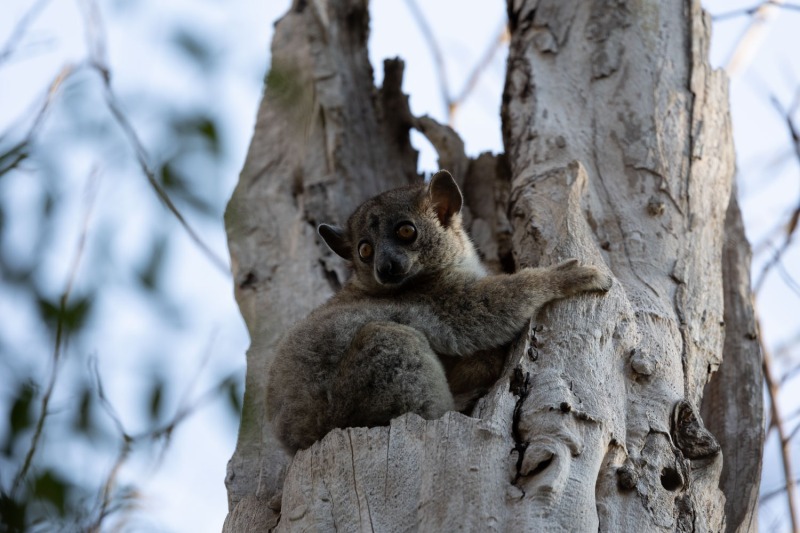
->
[530,455,553,476]
[660,467,683,491]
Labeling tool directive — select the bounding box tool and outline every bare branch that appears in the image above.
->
[722,0,796,77]
[753,207,798,257]
[88,441,131,533]
[174,330,218,411]
[0,0,52,66]
[100,79,230,275]
[762,478,800,504]
[71,0,229,275]
[776,259,800,298]
[11,166,101,494]
[403,0,451,120]
[90,356,129,440]
[450,21,508,124]
[762,321,800,532]
[713,1,800,22]
[0,64,75,177]
[753,96,800,294]
[89,352,237,530]
[777,330,800,361]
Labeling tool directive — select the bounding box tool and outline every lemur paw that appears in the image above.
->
[555,259,613,293]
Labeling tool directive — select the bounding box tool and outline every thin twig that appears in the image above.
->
[724,0,790,77]
[90,357,128,439]
[713,0,800,22]
[88,441,131,533]
[141,372,238,443]
[777,330,800,361]
[753,97,800,294]
[402,3,509,127]
[763,477,800,504]
[88,357,133,532]
[174,331,218,415]
[762,319,800,533]
[11,167,101,494]
[89,353,237,528]
[403,0,451,120]
[100,82,230,274]
[753,207,799,257]
[77,0,107,68]
[788,417,800,443]
[0,64,74,177]
[0,0,53,66]
[776,260,800,298]
[450,21,508,124]
[72,0,229,274]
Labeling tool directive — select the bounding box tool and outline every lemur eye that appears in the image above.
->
[358,241,373,261]
[396,223,416,241]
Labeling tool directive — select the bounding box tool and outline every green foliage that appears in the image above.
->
[36,296,92,336]
[0,2,248,530]
[72,386,94,437]
[4,382,36,457]
[9,383,35,439]
[148,376,165,423]
[138,236,167,291]
[0,491,26,532]
[0,141,29,178]
[32,470,68,516]
[224,376,242,417]
[171,115,221,155]
[173,30,215,69]
[159,161,215,215]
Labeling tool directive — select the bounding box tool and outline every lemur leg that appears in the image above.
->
[331,321,454,428]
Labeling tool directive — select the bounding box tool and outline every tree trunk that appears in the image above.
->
[223,0,763,531]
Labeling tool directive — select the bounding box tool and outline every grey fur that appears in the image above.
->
[265,171,613,451]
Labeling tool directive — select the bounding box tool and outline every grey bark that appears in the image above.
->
[223,0,763,531]
[701,191,764,533]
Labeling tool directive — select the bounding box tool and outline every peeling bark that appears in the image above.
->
[223,0,762,531]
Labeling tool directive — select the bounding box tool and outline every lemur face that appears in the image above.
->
[318,171,467,293]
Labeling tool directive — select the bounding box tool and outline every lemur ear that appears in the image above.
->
[318,224,352,260]
[429,170,463,227]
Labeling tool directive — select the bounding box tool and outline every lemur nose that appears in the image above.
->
[377,260,398,276]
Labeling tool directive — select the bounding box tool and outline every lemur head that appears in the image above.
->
[318,170,484,292]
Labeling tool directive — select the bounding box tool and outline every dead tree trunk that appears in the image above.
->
[223,0,763,531]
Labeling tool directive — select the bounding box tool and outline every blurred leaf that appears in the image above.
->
[225,378,241,417]
[10,381,35,437]
[138,236,167,291]
[161,162,178,189]
[4,381,35,457]
[172,30,214,68]
[148,377,165,423]
[72,386,93,435]
[0,491,26,532]
[32,470,68,516]
[159,161,215,216]
[0,256,34,286]
[42,190,54,218]
[37,296,92,335]
[172,116,220,155]
[0,141,29,178]
[195,119,218,152]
